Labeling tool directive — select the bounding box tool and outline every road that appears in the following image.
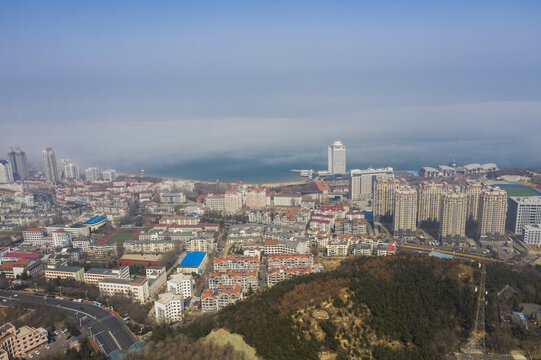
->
[0,290,137,356]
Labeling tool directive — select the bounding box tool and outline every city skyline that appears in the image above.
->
[1,1,540,180]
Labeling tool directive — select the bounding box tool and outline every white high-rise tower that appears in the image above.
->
[328,140,346,174]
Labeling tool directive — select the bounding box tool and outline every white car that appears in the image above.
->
[45,344,51,349]
[35,351,40,354]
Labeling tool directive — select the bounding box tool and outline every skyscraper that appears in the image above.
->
[477,187,508,240]
[0,160,14,183]
[373,178,403,221]
[328,140,346,174]
[102,169,117,182]
[60,160,80,179]
[7,147,29,180]
[439,191,468,244]
[42,147,59,184]
[393,185,418,238]
[465,182,485,222]
[349,167,394,200]
[417,181,444,224]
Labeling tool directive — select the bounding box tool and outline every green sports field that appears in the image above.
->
[106,230,138,244]
[503,187,540,197]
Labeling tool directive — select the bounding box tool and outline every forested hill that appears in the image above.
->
[133,255,541,360]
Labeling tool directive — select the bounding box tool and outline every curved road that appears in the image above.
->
[0,290,137,355]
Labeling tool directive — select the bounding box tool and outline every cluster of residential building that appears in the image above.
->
[372,179,509,243]
[0,323,48,359]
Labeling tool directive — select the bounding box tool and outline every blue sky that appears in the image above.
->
[1,1,540,180]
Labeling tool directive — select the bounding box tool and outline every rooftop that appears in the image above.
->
[179,252,207,267]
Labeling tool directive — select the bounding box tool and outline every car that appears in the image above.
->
[35,351,40,354]
[29,355,33,359]
[1,299,6,302]
[13,294,17,297]
[53,331,58,335]
[45,344,51,349]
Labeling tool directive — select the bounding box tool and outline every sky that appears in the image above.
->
[1,1,541,181]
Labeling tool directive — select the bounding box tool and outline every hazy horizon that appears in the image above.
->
[2,1,541,181]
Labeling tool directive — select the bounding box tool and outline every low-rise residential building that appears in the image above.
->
[353,243,373,256]
[84,266,130,285]
[374,243,397,256]
[124,240,178,254]
[22,228,47,246]
[45,266,84,282]
[326,241,349,257]
[0,323,48,359]
[154,292,184,323]
[263,240,308,255]
[87,243,118,258]
[186,237,214,252]
[266,267,311,288]
[146,266,167,298]
[201,285,243,312]
[267,254,313,269]
[98,277,149,303]
[208,270,258,293]
[167,273,193,298]
[213,255,260,272]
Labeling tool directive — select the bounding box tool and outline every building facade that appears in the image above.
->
[154,292,184,323]
[477,187,508,240]
[349,167,394,200]
[42,147,59,184]
[393,186,418,238]
[439,191,468,244]
[328,140,346,174]
[507,196,541,234]
[7,147,29,180]
[417,181,444,223]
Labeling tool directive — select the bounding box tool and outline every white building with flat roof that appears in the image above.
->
[523,224,541,246]
[328,140,346,175]
[507,196,541,234]
[167,273,193,298]
[154,292,184,323]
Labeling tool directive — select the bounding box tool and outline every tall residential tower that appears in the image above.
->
[42,147,59,184]
[7,147,29,180]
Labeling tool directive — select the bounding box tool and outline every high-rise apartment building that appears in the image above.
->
[477,187,508,240]
[7,147,29,180]
[85,167,100,182]
[465,182,485,222]
[245,188,267,208]
[0,160,14,183]
[328,140,346,174]
[373,178,403,221]
[42,147,59,184]
[506,196,541,234]
[102,169,117,182]
[349,167,394,200]
[417,181,444,224]
[439,191,468,244]
[58,159,80,179]
[393,185,418,237]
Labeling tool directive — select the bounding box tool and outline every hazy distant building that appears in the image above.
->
[224,190,243,213]
[349,167,394,200]
[439,191,468,244]
[59,159,79,179]
[0,160,14,184]
[42,147,59,184]
[507,196,541,234]
[205,194,225,211]
[245,188,267,208]
[417,181,444,224]
[328,140,346,174]
[373,178,403,221]
[102,169,117,182]
[465,182,485,222]
[477,187,508,240]
[7,147,29,180]
[85,167,100,182]
[393,185,417,238]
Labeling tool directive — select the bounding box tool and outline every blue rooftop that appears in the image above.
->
[84,216,107,225]
[429,251,454,259]
[179,252,207,267]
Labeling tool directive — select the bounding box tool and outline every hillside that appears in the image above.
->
[135,255,541,360]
